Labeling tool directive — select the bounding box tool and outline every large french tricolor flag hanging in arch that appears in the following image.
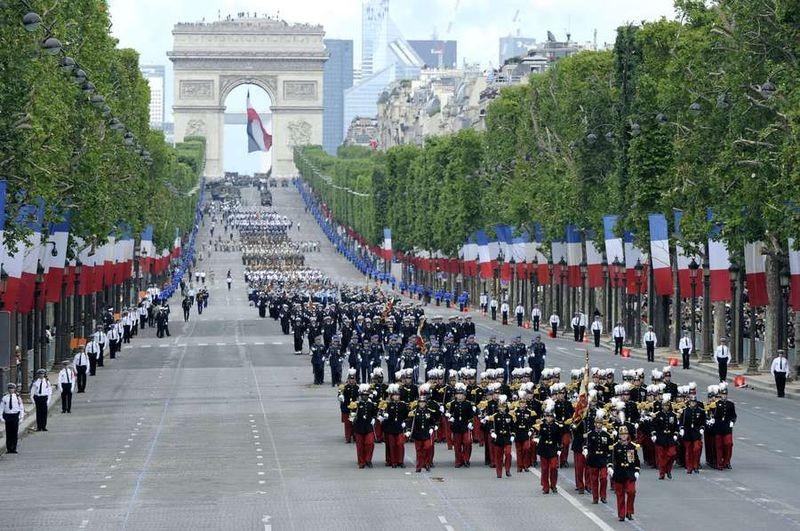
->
[565,225,582,287]
[247,91,272,153]
[648,213,673,295]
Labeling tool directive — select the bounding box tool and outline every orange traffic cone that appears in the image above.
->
[621,348,631,358]
[734,375,747,388]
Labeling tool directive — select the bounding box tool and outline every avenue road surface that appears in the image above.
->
[1,185,799,530]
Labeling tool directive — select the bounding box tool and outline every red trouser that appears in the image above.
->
[715,433,733,469]
[530,440,538,466]
[573,451,587,489]
[493,443,512,477]
[473,416,483,444]
[354,432,375,467]
[439,417,450,446]
[587,466,608,502]
[613,479,636,518]
[540,456,559,491]
[656,444,677,477]
[452,431,472,466]
[560,433,571,465]
[683,440,702,472]
[638,432,655,466]
[341,413,353,442]
[415,438,433,470]
[515,440,532,470]
[373,422,384,443]
[385,433,406,466]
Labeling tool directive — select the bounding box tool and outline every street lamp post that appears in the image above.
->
[547,258,554,319]
[33,260,45,373]
[73,259,82,340]
[580,260,588,315]
[728,262,740,366]
[689,258,700,359]
[701,260,713,362]
[531,255,539,306]
[559,257,567,321]
[612,259,624,339]
[780,265,791,351]
[509,257,516,307]
[56,272,68,366]
[0,264,7,311]
[602,259,610,332]
[634,259,643,348]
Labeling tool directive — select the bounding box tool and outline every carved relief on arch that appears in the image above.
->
[218,75,277,103]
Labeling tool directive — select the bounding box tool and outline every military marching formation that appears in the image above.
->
[334,351,736,521]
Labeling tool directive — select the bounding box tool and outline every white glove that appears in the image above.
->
[673,435,678,441]
[634,472,639,479]
[707,418,715,425]
[429,428,434,435]
[440,406,445,413]
[582,448,588,457]
[401,422,406,429]
[699,429,704,435]
[370,419,375,426]
[491,432,497,440]
[510,436,515,443]
[679,429,685,437]
[533,438,539,444]
[405,431,411,438]
[651,436,657,443]
[634,423,639,429]
[729,421,734,428]
[480,418,487,424]
[557,451,561,457]
[608,467,614,478]
[468,423,473,431]
[338,395,344,403]
[445,413,452,420]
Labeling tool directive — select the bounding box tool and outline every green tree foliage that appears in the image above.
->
[296,0,800,260]
[0,0,202,251]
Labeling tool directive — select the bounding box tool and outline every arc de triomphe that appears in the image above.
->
[168,17,326,180]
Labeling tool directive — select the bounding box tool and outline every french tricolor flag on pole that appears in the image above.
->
[551,240,567,283]
[565,225,582,287]
[44,216,70,303]
[648,213,673,296]
[789,238,800,311]
[382,228,392,260]
[603,215,624,265]
[140,225,154,274]
[624,232,646,295]
[743,241,769,307]
[532,223,549,284]
[673,210,700,297]
[247,91,272,153]
[476,229,493,279]
[707,210,731,302]
[585,231,604,288]
[12,202,45,313]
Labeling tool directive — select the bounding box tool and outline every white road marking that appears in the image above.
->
[80,519,89,528]
[105,475,112,479]
[528,466,615,531]
[438,516,447,524]
[140,345,152,349]
[254,342,265,346]
[262,515,272,531]
[775,450,784,453]
[100,485,107,489]
[198,343,208,347]
[217,342,226,346]
[420,492,427,496]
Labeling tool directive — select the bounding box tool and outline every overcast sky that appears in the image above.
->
[107,0,677,173]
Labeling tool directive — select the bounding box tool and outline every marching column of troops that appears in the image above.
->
[335,358,736,522]
[232,189,740,522]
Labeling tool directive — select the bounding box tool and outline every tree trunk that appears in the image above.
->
[713,301,726,350]
[763,254,781,369]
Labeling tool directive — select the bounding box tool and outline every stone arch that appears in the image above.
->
[218,76,276,108]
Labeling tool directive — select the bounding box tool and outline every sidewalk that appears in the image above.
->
[0,367,62,455]
[594,336,798,399]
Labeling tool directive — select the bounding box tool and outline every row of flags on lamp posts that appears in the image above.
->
[0,180,184,314]
[376,210,800,311]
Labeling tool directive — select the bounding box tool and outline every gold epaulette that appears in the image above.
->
[509,411,517,421]
[348,401,358,410]
[378,400,388,410]
[338,384,345,391]
[477,400,488,410]
[409,400,418,410]
[633,443,641,450]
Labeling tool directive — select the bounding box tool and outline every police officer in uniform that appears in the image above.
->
[30,369,52,431]
[2,383,24,453]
